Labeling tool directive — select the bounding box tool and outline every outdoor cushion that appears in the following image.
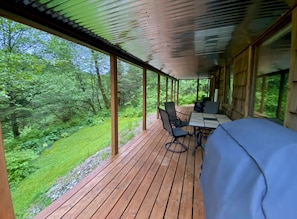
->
[200,118,297,219]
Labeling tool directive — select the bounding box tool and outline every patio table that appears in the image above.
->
[189,112,231,154]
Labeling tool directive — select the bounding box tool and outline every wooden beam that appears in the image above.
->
[176,80,179,105]
[110,54,118,156]
[143,68,147,130]
[171,79,174,101]
[0,122,15,219]
[221,66,226,104]
[277,73,285,118]
[284,6,297,130]
[260,77,266,113]
[196,79,199,101]
[173,80,175,103]
[209,76,215,101]
[245,45,254,117]
[165,77,168,102]
[157,74,160,119]
[249,45,259,117]
[257,69,289,78]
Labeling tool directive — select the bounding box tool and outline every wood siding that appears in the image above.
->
[231,49,250,120]
[285,6,297,131]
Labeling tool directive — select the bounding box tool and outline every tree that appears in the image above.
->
[92,51,110,109]
[117,61,142,108]
[0,18,45,137]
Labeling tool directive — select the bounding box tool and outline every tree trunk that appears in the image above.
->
[92,51,110,109]
[91,75,102,111]
[10,112,20,138]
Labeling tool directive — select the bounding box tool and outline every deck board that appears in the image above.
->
[34,106,205,219]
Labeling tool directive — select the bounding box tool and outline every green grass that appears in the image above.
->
[11,116,140,218]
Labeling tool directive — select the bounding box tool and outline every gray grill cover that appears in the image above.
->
[200,118,297,219]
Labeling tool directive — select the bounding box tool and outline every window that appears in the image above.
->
[255,72,288,119]
[254,24,291,121]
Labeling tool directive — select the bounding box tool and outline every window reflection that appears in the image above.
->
[254,24,291,122]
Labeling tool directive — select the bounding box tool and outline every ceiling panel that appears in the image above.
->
[0,0,294,79]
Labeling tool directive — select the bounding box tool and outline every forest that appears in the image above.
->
[0,17,206,218]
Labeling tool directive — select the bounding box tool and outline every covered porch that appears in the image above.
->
[34,106,204,219]
[1,1,297,218]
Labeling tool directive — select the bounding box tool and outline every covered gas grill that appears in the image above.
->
[200,118,297,219]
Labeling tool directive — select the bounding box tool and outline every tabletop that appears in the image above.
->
[189,112,232,129]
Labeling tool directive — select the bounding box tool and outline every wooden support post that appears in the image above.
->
[171,79,174,101]
[165,77,168,102]
[110,54,118,156]
[284,6,297,130]
[176,80,179,105]
[221,66,226,104]
[157,74,160,119]
[209,76,214,100]
[277,73,285,118]
[249,45,258,117]
[173,80,176,103]
[142,68,147,130]
[245,45,254,117]
[260,77,266,113]
[0,123,15,219]
[196,79,199,101]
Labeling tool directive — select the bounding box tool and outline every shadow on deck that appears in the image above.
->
[34,106,205,219]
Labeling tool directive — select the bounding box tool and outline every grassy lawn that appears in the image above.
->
[11,116,141,218]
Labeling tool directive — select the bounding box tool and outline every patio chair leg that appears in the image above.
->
[165,138,188,153]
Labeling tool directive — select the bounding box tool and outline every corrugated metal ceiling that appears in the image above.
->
[0,0,295,79]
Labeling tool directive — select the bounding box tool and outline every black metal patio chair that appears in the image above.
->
[159,107,189,153]
[164,101,189,127]
[203,101,219,114]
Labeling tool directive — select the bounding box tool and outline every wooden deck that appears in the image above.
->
[34,106,205,219]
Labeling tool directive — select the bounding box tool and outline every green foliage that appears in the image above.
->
[100,151,110,160]
[0,18,112,140]
[118,60,142,108]
[120,132,135,145]
[146,71,158,111]
[179,94,196,105]
[10,116,140,218]
[120,106,142,117]
[178,79,209,105]
[60,132,69,138]
[254,73,288,120]
[20,139,40,151]
[0,18,47,138]
[118,117,140,144]
[5,150,38,188]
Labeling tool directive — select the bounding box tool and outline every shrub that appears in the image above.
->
[20,125,45,140]
[5,149,38,188]
[20,139,40,151]
[43,133,59,143]
[60,132,69,138]
[120,106,142,117]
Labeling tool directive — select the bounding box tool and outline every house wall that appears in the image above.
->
[219,65,232,117]
[220,6,297,125]
[230,49,250,120]
[285,7,297,131]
